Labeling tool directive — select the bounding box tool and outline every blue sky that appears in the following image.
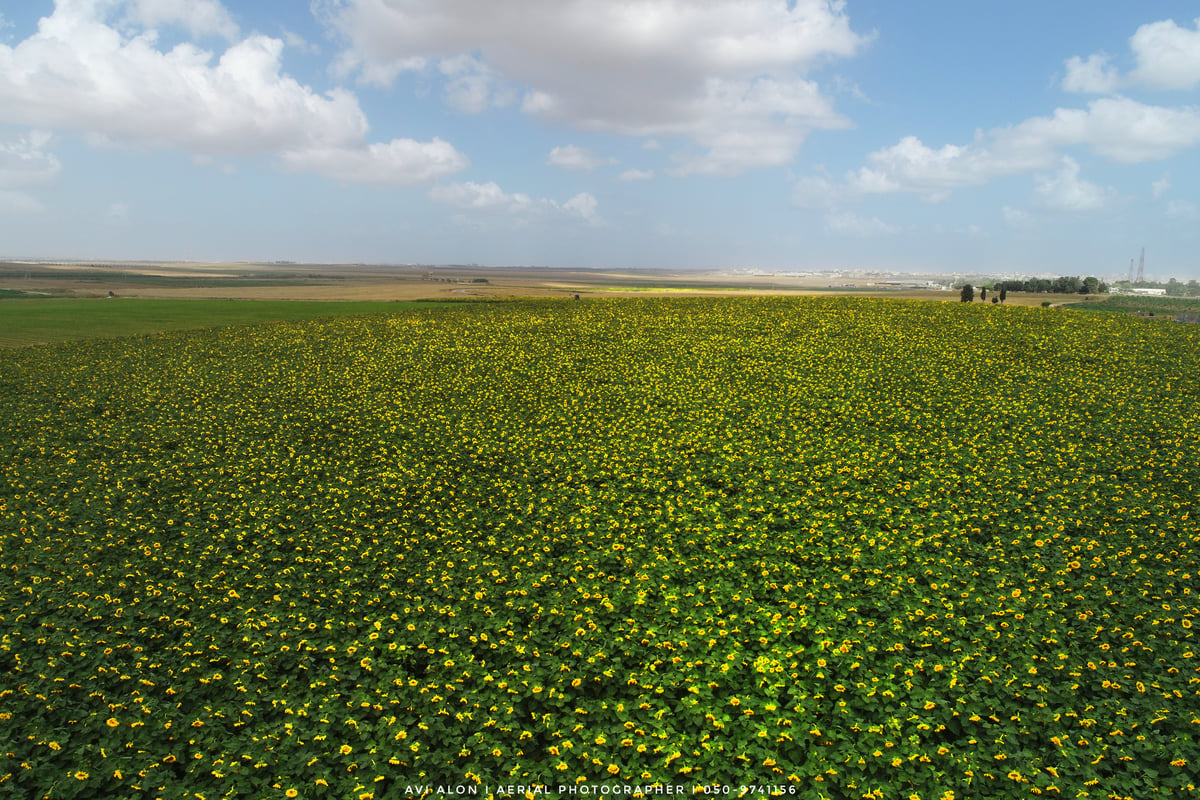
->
[1,1,1199,279]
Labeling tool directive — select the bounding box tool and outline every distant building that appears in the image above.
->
[1129,287,1167,296]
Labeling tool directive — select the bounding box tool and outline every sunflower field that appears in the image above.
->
[1,296,1198,799]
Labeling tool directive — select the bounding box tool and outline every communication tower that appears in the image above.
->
[1136,248,1145,284]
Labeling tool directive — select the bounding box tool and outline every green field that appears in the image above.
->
[0,298,453,348]
[2,297,1199,798]
[1070,294,1200,317]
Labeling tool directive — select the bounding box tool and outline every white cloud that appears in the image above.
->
[1166,199,1199,221]
[519,90,556,116]
[667,76,850,176]
[560,192,601,225]
[618,168,654,181]
[282,139,468,184]
[823,211,898,236]
[1130,17,1200,90]
[844,131,1054,200]
[1007,97,1200,164]
[429,181,533,213]
[0,130,61,212]
[0,130,62,189]
[439,54,513,113]
[827,96,1200,204]
[282,29,320,55]
[121,0,239,40]
[1064,17,1200,93]
[430,181,601,224]
[1032,157,1114,212]
[319,0,870,175]
[1152,173,1171,200]
[0,2,467,185]
[547,145,614,171]
[1062,53,1119,93]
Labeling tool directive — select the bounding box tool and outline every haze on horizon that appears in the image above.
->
[1,1,1199,280]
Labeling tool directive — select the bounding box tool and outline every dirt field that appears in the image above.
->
[0,260,1091,307]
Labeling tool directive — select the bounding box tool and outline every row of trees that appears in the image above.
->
[958,275,1110,303]
[991,276,1108,294]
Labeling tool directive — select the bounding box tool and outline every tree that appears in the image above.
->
[1082,276,1100,294]
[960,284,974,303]
[1052,275,1082,294]
[999,287,1007,303]
[980,287,987,302]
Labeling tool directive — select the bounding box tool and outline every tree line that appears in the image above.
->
[991,276,1108,294]
[957,275,1108,303]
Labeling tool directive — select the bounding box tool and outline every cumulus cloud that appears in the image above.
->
[120,0,239,40]
[1129,17,1200,90]
[429,180,533,213]
[318,0,870,175]
[560,192,600,224]
[618,168,654,181]
[1032,157,1115,212]
[1006,96,1200,163]
[823,211,898,236]
[282,138,468,184]
[0,130,62,188]
[439,54,514,113]
[806,96,1200,206]
[1062,53,1120,94]
[547,145,615,171]
[667,75,850,176]
[845,134,1049,200]
[282,29,320,55]
[0,130,61,212]
[844,18,1200,205]
[1064,17,1200,93]
[431,180,602,224]
[0,1,467,185]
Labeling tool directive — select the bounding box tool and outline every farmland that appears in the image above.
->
[1,296,1198,799]
[0,299,445,349]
